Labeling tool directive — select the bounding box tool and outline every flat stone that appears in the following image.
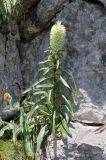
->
[76,109,106,124]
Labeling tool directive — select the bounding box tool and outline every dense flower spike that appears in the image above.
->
[50,21,66,57]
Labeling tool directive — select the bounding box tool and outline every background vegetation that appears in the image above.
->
[0,0,23,23]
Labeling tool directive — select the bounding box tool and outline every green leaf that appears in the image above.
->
[36,125,47,153]
[61,119,71,137]
[27,102,36,105]
[39,59,50,64]
[24,141,34,157]
[39,109,50,116]
[27,105,39,118]
[0,123,14,137]
[43,68,51,75]
[65,112,70,123]
[33,91,46,96]
[60,69,78,92]
[59,124,68,138]
[62,95,73,113]
[36,83,54,89]
[31,96,45,107]
[43,66,54,75]
[39,67,49,71]
[32,77,48,86]
[13,102,20,109]
[48,90,52,104]
[20,108,24,132]
[23,77,48,94]
[60,76,70,89]
[56,60,60,69]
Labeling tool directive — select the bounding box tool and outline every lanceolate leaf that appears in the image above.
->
[62,95,73,113]
[33,77,48,87]
[60,76,70,89]
[39,59,51,64]
[43,66,54,75]
[43,68,51,75]
[23,77,48,94]
[56,60,60,69]
[27,105,39,118]
[48,90,52,104]
[59,124,68,138]
[61,119,71,137]
[36,83,54,89]
[33,91,46,96]
[20,108,24,132]
[39,67,49,71]
[36,125,47,153]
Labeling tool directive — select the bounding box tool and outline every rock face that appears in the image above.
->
[55,0,106,121]
[0,21,23,102]
[48,122,106,160]
[0,0,106,159]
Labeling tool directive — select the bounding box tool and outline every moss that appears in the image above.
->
[0,140,24,160]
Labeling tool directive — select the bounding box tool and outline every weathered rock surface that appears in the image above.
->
[56,0,106,114]
[36,0,68,26]
[47,123,106,160]
[99,0,106,7]
[76,109,106,124]
[0,21,23,102]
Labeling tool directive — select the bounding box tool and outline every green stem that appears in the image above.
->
[53,62,56,107]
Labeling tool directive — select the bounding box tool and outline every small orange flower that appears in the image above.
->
[3,92,11,101]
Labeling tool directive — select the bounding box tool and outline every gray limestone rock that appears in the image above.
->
[55,0,106,121]
[76,109,106,124]
[47,122,106,160]
[99,0,106,7]
[20,32,49,88]
[36,0,68,26]
[0,21,23,118]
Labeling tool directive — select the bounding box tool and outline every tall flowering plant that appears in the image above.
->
[0,22,78,159]
[21,21,77,158]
